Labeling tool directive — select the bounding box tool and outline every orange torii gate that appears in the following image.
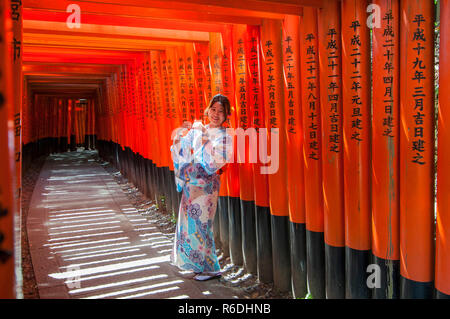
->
[1,0,449,299]
[1,0,16,299]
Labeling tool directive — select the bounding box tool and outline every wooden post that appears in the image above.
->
[299,8,325,299]
[317,0,345,299]
[283,14,307,299]
[261,18,291,293]
[372,0,401,299]
[341,0,372,299]
[436,0,450,299]
[0,0,16,299]
[399,0,435,299]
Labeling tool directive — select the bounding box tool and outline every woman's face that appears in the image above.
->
[207,102,226,127]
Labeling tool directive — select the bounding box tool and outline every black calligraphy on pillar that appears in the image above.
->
[222,46,231,96]
[195,50,205,115]
[12,37,21,63]
[124,68,131,117]
[222,45,232,127]
[349,20,363,142]
[382,10,395,138]
[161,59,171,121]
[152,60,163,120]
[178,57,188,122]
[186,56,196,122]
[204,54,212,102]
[10,0,22,21]
[411,13,427,165]
[249,36,262,129]
[284,35,296,134]
[130,65,136,116]
[237,38,248,130]
[326,28,340,153]
[265,40,278,129]
[145,61,151,119]
[167,59,177,120]
[213,54,221,94]
[139,63,145,128]
[14,113,21,162]
[305,33,319,160]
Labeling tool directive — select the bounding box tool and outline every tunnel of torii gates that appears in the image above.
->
[0,0,449,299]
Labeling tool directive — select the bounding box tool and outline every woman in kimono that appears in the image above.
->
[170,94,233,281]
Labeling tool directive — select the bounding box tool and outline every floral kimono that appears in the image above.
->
[170,123,233,273]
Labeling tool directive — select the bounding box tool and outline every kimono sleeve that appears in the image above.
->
[195,129,233,175]
[170,128,194,191]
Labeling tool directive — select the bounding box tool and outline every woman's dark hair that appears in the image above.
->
[204,94,231,123]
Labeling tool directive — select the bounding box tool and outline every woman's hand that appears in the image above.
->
[201,136,209,145]
[173,121,192,144]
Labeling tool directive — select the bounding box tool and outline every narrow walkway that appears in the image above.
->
[27,150,243,299]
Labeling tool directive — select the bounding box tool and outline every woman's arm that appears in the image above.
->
[170,121,194,165]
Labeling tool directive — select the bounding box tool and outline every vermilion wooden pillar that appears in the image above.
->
[399,0,435,299]
[222,25,243,268]
[233,24,257,275]
[372,0,400,299]
[209,32,230,257]
[247,25,273,284]
[282,14,307,299]
[299,8,325,299]
[10,1,22,287]
[341,0,371,299]
[436,0,450,299]
[261,18,291,293]
[317,0,345,299]
[0,0,16,299]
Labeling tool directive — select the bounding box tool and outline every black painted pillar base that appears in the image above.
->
[142,158,150,199]
[163,167,172,212]
[306,230,325,299]
[60,137,68,153]
[168,170,178,216]
[400,276,434,299]
[228,196,243,266]
[161,167,170,211]
[218,196,229,258]
[84,135,89,150]
[271,214,291,292]
[154,165,162,208]
[345,247,371,299]
[240,199,257,274]
[290,221,307,298]
[325,244,345,299]
[255,205,273,283]
[49,137,55,154]
[372,255,399,299]
[70,135,76,151]
[145,159,153,200]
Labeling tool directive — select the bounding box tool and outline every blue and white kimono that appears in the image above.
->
[170,123,233,273]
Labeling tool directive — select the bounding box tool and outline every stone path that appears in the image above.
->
[26,150,245,299]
